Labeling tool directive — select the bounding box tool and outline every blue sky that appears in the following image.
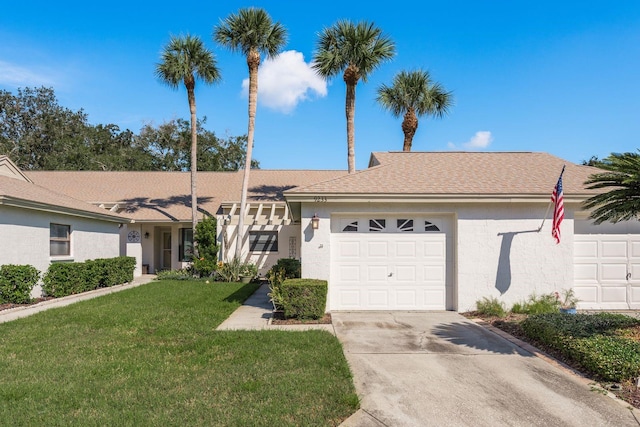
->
[1,1,639,170]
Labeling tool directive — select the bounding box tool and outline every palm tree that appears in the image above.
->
[584,151,640,224]
[313,20,395,173]
[213,7,287,259]
[377,70,453,151]
[155,35,221,239]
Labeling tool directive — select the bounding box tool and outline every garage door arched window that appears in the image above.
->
[343,221,358,232]
[369,219,386,232]
[425,221,440,232]
[397,219,413,232]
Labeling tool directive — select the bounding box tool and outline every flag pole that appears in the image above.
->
[538,165,566,232]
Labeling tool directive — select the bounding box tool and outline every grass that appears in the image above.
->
[0,280,358,426]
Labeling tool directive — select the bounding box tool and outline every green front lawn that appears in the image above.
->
[0,280,358,426]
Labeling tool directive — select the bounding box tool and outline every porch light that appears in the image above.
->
[311,213,320,230]
[144,232,150,239]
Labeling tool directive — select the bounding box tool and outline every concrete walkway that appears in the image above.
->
[0,275,157,323]
[216,283,335,333]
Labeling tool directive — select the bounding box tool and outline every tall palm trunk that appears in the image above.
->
[187,84,198,239]
[344,65,359,174]
[235,49,260,259]
[401,108,418,151]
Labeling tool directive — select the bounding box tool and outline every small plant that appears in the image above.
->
[475,296,506,317]
[240,262,258,278]
[524,292,560,315]
[216,258,243,282]
[156,269,192,281]
[268,258,301,279]
[267,268,286,310]
[555,288,579,309]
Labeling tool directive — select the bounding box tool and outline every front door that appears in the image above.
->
[162,232,172,270]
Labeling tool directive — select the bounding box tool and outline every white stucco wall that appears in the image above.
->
[0,205,121,296]
[300,201,577,312]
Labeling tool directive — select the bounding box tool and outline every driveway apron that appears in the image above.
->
[333,312,639,427]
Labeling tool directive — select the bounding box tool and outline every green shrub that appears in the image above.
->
[523,292,560,315]
[193,216,220,277]
[281,279,327,320]
[475,296,506,317]
[522,313,640,382]
[43,257,135,297]
[268,258,301,280]
[0,264,40,304]
[43,263,89,297]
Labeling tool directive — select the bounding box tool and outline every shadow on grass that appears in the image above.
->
[223,282,261,305]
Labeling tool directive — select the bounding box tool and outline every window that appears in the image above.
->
[397,219,414,232]
[425,221,440,232]
[369,219,386,232]
[249,231,278,252]
[50,223,70,256]
[179,228,194,262]
[342,221,358,232]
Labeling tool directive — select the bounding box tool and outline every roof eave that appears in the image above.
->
[284,193,595,204]
[0,196,129,223]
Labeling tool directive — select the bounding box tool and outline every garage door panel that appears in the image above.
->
[424,289,446,310]
[423,241,445,258]
[601,264,627,281]
[337,290,360,307]
[368,265,388,282]
[601,241,627,258]
[395,265,416,281]
[631,242,640,257]
[396,241,417,257]
[338,265,360,282]
[630,287,640,306]
[396,290,417,307]
[339,241,360,257]
[631,263,640,280]
[601,286,627,303]
[368,290,389,307]
[424,265,445,283]
[574,264,598,281]
[574,286,598,304]
[368,241,389,257]
[575,240,598,258]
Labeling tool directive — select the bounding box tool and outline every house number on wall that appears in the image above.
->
[313,196,328,202]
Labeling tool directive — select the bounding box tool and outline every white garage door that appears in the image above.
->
[574,234,640,309]
[330,218,448,311]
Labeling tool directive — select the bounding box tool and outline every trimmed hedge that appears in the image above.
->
[281,278,327,320]
[0,264,40,304]
[522,313,640,382]
[43,256,135,298]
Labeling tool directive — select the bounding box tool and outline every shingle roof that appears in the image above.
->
[27,170,347,222]
[0,175,126,222]
[286,152,602,197]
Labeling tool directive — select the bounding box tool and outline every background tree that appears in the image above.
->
[583,151,640,224]
[136,118,259,171]
[376,69,453,151]
[214,7,287,259]
[155,34,221,236]
[313,20,395,173]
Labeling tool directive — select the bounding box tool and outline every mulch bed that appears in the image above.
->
[270,311,332,325]
[0,297,55,312]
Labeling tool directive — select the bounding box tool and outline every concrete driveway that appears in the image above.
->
[333,312,640,427]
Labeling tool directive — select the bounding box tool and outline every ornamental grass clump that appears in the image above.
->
[475,296,506,317]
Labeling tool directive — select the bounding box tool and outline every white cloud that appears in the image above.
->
[241,50,327,113]
[0,60,55,87]
[448,131,493,150]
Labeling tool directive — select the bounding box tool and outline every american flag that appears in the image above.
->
[551,167,565,244]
